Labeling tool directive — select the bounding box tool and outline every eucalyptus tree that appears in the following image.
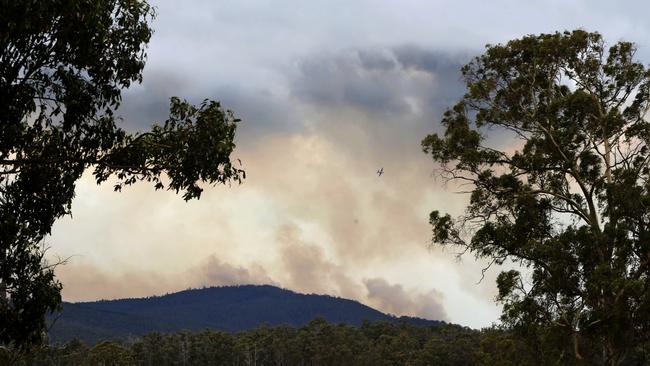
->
[423,30,650,365]
[0,0,244,350]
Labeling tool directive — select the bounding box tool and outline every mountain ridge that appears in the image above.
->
[49,284,442,344]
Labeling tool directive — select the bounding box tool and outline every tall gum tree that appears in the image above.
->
[422,30,650,365]
[0,0,244,350]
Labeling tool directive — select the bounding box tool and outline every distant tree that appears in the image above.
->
[474,327,545,366]
[188,330,236,366]
[59,339,89,366]
[417,325,482,366]
[87,341,134,366]
[374,331,419,365]
[422,30,650,365]
[0,0,244,351]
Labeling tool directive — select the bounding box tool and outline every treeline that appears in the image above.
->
[0,318,606,366]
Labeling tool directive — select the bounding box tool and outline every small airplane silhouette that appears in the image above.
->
[377,167,384,177]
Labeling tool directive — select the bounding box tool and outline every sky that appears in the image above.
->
[48,0,650,328]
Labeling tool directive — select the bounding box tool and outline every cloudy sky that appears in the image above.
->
[48,0,650,328]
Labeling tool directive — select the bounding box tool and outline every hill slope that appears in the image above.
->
[49,285,441,344]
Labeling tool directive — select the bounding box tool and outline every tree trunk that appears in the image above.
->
[573,331,584,364]
[0,246,6,314]
[604,339,623,366]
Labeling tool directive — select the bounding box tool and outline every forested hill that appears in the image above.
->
[49,285,441,344]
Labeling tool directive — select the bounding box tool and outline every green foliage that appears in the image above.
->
[20,320,647,365]
[17,320,650,365]
[0,0,244,351]
[15,321,493,366]
[422,30,650,365]
[87,341,134,366]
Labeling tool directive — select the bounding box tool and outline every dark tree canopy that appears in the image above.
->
[0,0,244,350]
[423,30,650,365]
[9,321,506,366]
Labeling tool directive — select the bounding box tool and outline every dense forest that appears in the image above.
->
[5,318,649,366]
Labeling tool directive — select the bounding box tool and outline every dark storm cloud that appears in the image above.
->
[357,49,398,71]
[291,50,411,115]
[393,45,469,103]
[392,45,465,75]
[116,69,300,141]
[290,46,470,120]
[213,86,303,144]
[116,45,471,142]
[116,70,188,131]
